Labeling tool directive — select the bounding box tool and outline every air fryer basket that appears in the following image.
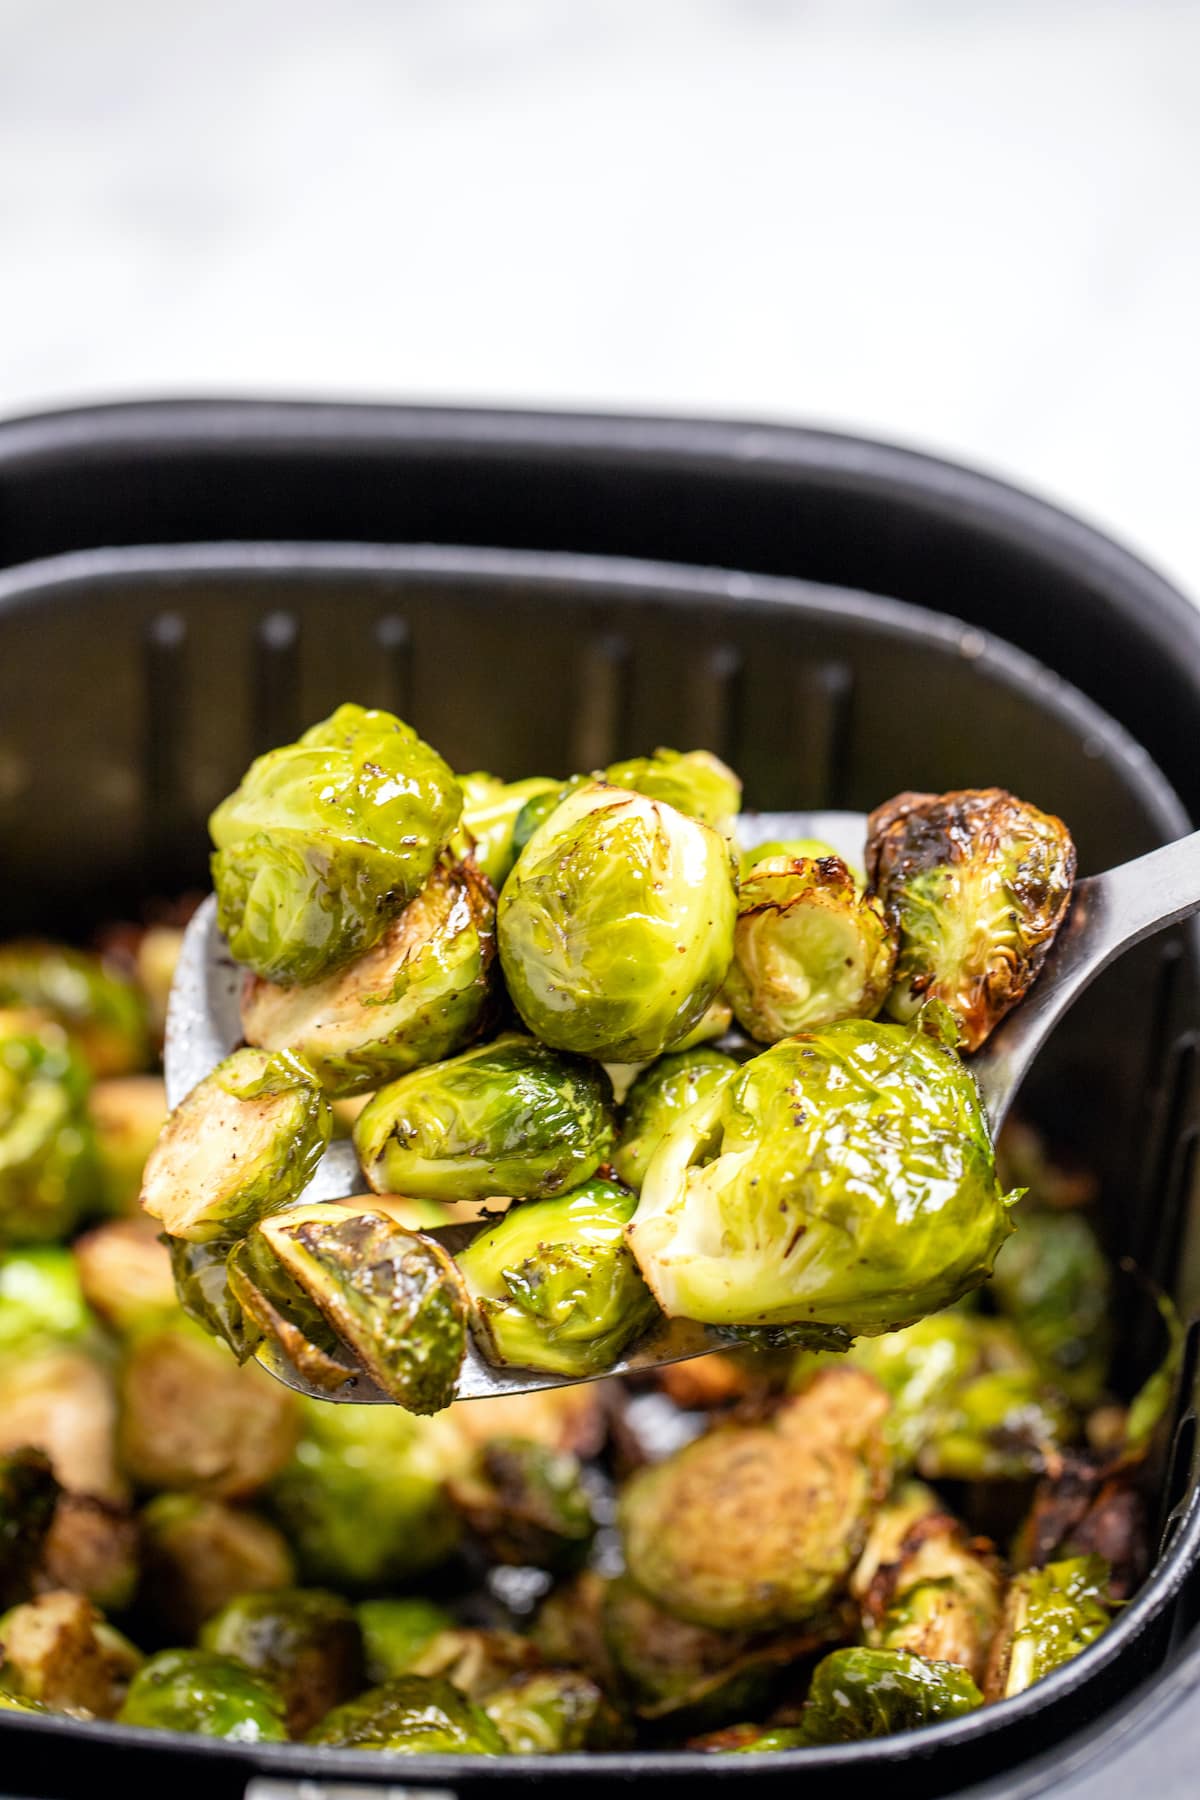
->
[0,542,1197,1800]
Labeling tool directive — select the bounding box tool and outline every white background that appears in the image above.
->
[2,0,1198,597]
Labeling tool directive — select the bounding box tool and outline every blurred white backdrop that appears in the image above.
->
[2,0,1197,595]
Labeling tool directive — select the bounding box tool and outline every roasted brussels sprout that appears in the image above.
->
[226,1228,354,1390]
[459,1178,659,1376]
[447,1437,597,1569]
[498,783,737,1064]
[38,1494,140,1614]
[0,1012,97,1244]
[355,1035,616,1204]
[0,944,150,1077]
[983,1556,1111,1700]
[630,1017,1016,1337]
[0,1591,141,1718]
[73,1219,176,1337]
[612,1048,739,1192]
[603,748,742,838]
[139,1495,296,1638]
[210,703,462,985]
[992,1208,1112,1406]
[861,1509,1004,1686]
[832,1312,989,1470]
[118,1647,288,1741]
[866,788,1077,1052]
[141,1047,330,1244]
[917,1365,1075,1483]
[725,856,896,1043]
[241,856,496,1098]
[0,1347,122,1501]
[620,1368,890,1631]
[306,1674,506,1753]
[795,1646,983,1743]
[87,1077,168,1214]
[201,1587,364,1737]
[459,772,561,887]
[357,1598,455,1685]
[0,1451,58,1608]
[485,1667,625,1752]
[0,1245,92,1354]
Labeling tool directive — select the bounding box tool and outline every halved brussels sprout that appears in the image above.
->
[0,1347,123,1501]
[200,1587,365,1737]
[357,1598,456,1686]
[139,1494,296,1638]
[629,1017,1016,1337]
[619,1368,890,1631]
[228,1231,354,1391]
[992,1208,1112,1407]
[861,1509,1004,1686]
[484,1668,625,1752]
[447,1437,597,1570]
[40,1494,140,1613]
[613,1049,739,1192]
[0,943,150,1077]
[118,1647,288,1740]
[0,1013,97,1244]
[354,1035,616,1204]
[795,1646,983,1743]
[458,1178,659,1376]
[73,1219,176,1337]
[498,784,737,1064]
[0,1590,141,1719]
[210,703,462,985]
[305,1674,506,1753]
[983,1555,1111,1700]
[866,788,1077,1052]
[141,1047,331,1243]
[459,773,561,888]
[241,857,496,1098]
[0,1450,58,1608]
[88,1077,168,1214]
[603,748,742,838]
[0,1245,92,1354]
[725,856,896,1043]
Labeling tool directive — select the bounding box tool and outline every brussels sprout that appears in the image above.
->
[917,1366,1076,1483]
[447,1437,596,1570]
[833,1313,991,1471]
[862,1510,1004,1686]
[227,1230,353,1390]
[983,1556,1111,1700]
[620,1368,890,1632]
[39,1495,140,1614]
[73,1219,176,1337]
[140,1495,296,1638]
[242,857,496,1099]
[485,1667,625,1752]
[169,1237,260,1363]
[200,1588,364,1737]
[0,1348,122,1501]
[739,837,841,878]
[118,1647,288,1740]
[307,1674,506,1753]
[498,783,737,1064]
[532,1571,616,1693]
[400,1627,541,1698]
[725,856,896,1044]
[1013,1462,1147,1602]
[459,772,561,887]
[0,1591,141,1718]
[87,1077,168,1216]
[0,1013,98,1244]
[355,1035,616,1204]
[0,1246,92,1354]
[613,1049,739,1192]
[629,1017,1016,1336]
[0,1451,58,1608]
[255,1204,468,1414]
[0,943,150,1078]
[849,1480,944,1603]
[795,1646,983,1743]
[118,1324,299,1499]
[459,1178,659,1377]
[268,1399,467,1589]
[866,788,1077,1052]
[992,1209,1111,1407]
[357,1598,456,1686]
[666,990,735,1052]
[603,748,742,838]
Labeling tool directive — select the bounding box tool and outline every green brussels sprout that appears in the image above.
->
[619,1368,890,1631]
[0,1346,122,1502]
[447,1437,597,1569]
[0,1590,141,1719]
[498,783,737,1064]
[140,1494,296,1639]
[253,1203,468,1414]
[357,1598,456,1686]
[831,1312,991,1470]
[141,1047,331,1244]
[861,1509,1004,1686]
[603,748,742,837]
[738,837,841,878]
[0,943,150,1077]
[458,1178,659,1376]
[118,1647,288,1741]
[39,1494,141,1614]
[200,1587,365,1737]
[0,1245,92,1354]
[0,1450,58,1608]
[88,1077,168,1214]
[629,1016,1016,1336]
[612,1048,739,1192]
[725,856,896,1043]
[795,1646,983,1743]
[484,1668,625,1752]
[306,1674,506,1753]
[241,857,496,1099]
[459,772,561,887]
[268,1398,467,1590]
[917,1365,1076,1482]
[355,1035,616,1204]
[73,1220,176,1338]
[866,788,1077,1052]
[992,1209,1112,1407]
[984,1555,1111,1700]
[210,703,462,985]
[0,1013,98,1244]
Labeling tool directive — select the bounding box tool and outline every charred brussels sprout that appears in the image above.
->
[39,1494,141,1613]
[200,1588,364,1737]
[73,1219,176,1337]
[241,857,496,1098]
[355,1035,616,1203]
[613,1048,739,1192]
[0,1450,59,1608]
[0,1013,97,1244]
[620,1368,890,1631]
[306,1674,506,1753]
[603,748,742,838]
[0,944,150,1077]
[866,788,1077,1052]
[630,1017,1016,1336]
[447,1437,596,1569]
[118,1647,288,1741]
[0,1245,91,1353]
[140,1495,296,1638]
[141,1048,330,1243]
[459,772,561,888]
[458,1178,659,1376]
[498,784,737,1064]
[861,1508,1004,1686]
[992,1209,1112,1406]
[0,1591,141,1718]
[796,1646,983,1743]
[88,1077,168,1214]
[984,1556,1111,1700]
[485,1668,624,1752]
[725,856,896,1043]
[357,1598,455,1685]
[210,703,462,985]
